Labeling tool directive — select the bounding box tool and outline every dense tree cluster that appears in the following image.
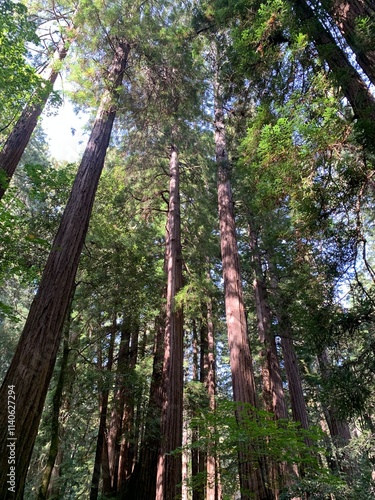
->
[0,0,374,499]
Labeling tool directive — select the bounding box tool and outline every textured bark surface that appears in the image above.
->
[192,321,204,500]
[248,222,293,497]
[205,298,221,500]
[108,316,138,494]
[280,324,310,431]
[156,147,184,500]
[323,0,375,86]
[214,81,269,499]
[0,38,70,200]
[45,330,79,498]
[267,259,310,433]
[293,0,375,138]
[37,308,73,500]
[248,221,287,421]
[0,40,129,499]
[118,325,138,487]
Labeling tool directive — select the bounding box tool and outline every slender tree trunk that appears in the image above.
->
[191,321,202,500]
[279,321,309,431]
[0,40,129,499]
[122,314,165,499]
[248,220,290,498]
[248,220,287,421]
[156,145,184,500]
[108,315,139,493]
[90,324,117,500]
[47,444,64,498]
[46,327,80,498]
[214,71,269,499]
[102,435,112,495]
[205,297,220,500]
[198,321,207,500]
[321,0,375,86]
[267,247,310,435]
[37,305,74,500]
[318,350,351,446]
[317,349,352,480]
[117,325,139,487]
[0,33,72,200]
[292,0,375,141]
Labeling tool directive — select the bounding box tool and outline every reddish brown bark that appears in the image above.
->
[117,325,139,487]
[191,321,203,500]
[214,76,269,499]
[205,297,221,500]
[0,34,72,200]
[279,321,310,432]
[156,146,184,500]
[266,250,310,435]
[248,220,287,421]
[46,328,79,498]
[248,222,295,497]
[0,40,129,499]
[102,435,112,495]
[108,316,139,493]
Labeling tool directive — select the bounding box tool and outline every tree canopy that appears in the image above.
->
[0,0,374,499]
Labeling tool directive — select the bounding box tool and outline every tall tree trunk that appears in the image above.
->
[205,296,220,500]
[47,444,64,498]
[279,319,310,432]
[0,30,73,200]
[102,433,112,495]
[248,220,289,498]
[90,322,117,500]
[318,350,351,446]
[0,40,129,499]
[156,145,184,500]
[321,0,375,86]
[108,315,139,493]
[117,325,139,487]
[122,314,165,499]
[191,321,202,500]
[46,326,80,498]
[317,349,352,478]
[292,0,375,142]
[268,246,311,434]
[248,219,287,421]
[37,305,75,500]
[214,71,269,499]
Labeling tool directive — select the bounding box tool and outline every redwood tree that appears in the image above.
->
[0,39,129,498]
[0,17,75,200]
[214,61,269,499]
[156,145,184,500]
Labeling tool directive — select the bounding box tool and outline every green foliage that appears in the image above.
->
[283,429,375,498]
[0,0,42,129]
[186,398,331,498]
[0,0,374,496]
[355,16,375,50]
